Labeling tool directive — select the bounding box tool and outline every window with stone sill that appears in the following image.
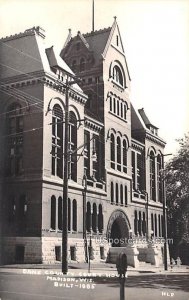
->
[109,96,128,121]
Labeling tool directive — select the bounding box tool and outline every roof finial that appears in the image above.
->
[114,16,117,21]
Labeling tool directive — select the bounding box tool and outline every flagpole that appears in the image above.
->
[92,0,94,32]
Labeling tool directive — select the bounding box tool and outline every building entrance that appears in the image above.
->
[107,210,130,247]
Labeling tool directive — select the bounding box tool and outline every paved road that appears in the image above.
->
[0,271,189,300]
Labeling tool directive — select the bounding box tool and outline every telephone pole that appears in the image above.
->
[62,77,81,274]
[161,153,172,271]
[62,81,69,274]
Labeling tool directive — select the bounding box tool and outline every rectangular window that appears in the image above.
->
[55,246,61,261]
[15,245,25,263]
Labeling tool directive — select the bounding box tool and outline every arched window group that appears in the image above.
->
[68,111,77,181]
[71,57,87,73]
[134,210,146,236]
[51,195,62,231]
[50,196,77,232]
[149,150,163,202]
[86,202,103,234]
[51,104,63,178]
[110,182,128,206]
[132,150,145,192]
[149,151,156,200]
[157,154,163,202]
[6,103,23,176]
[51,105,78,182]
[151,213,163,237]
[109,96,128,121]
[110,133,128,173]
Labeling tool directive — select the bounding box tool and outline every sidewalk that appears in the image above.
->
[0,261,189,276]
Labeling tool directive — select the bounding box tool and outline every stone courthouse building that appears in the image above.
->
[0,18,166,266]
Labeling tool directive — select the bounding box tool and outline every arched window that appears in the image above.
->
[92,203,97,233]
[125,185,128,206]
[116,183,119,205]
[52,104,63,178]
[110,97,112,112]
[86,202,91,232]
[161,215,164,238]
[134,211,138,236]
[123,139,127,173]
[72,199,77,231]
[51,196,56,230]
[18,195,27,229]
[124,104,127,120]
[158,214,161,237]
[69,112,77,181]
[138,211,142,236]
[151,213,154,235]
[68,198,71,232]
[149,151,156,201]
[6,103,23,176]
[113,98,116,113]
[117,100,120,116]
[154,214,157,237]
[80,58,85,72]
[110,134,115,169]
[157,154,163,202]
[111,182,114,204]
[58,197,62,230]
[8,196,16,223]
[113,65,123,86]
[120,102,123,118]
[120,184,123,205]
[142,212,146,236]
[98,204,103,233]
[117,137,121,171]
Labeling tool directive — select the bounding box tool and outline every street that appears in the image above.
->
[0,270,189,300]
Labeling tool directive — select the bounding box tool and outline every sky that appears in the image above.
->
[0,0,188,159]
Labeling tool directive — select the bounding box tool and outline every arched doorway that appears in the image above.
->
[107,210,130,247]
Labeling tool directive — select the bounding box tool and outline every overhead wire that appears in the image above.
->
[0,36,131,148]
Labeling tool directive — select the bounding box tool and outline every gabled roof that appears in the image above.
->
[138,108,158,129]
[83,27,111,62]
[45,46,83,92]
[0,26,52,79]
[46,46,75,75]
[131,103,146,132]
[61,18,130,77]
